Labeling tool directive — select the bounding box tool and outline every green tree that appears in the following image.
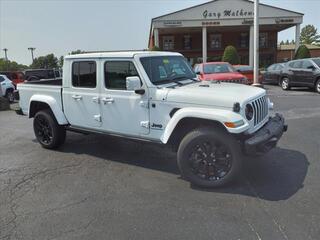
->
[300,24,320,45]
[290,40,295,44]
[0,58,28,71]
[222,45,239,64]
[285,40,290,45]
[58,56,64,68]
[294,45,311,59]
[69,50,85,55]
[30,54,58,69]
[149,46,161,51]
[280,40,285,45]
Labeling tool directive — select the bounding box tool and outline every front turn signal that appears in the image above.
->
[224,120,245,128]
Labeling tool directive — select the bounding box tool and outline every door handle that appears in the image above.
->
[101,97,114,104]
[92,96,100,103]
[72,95,82,100]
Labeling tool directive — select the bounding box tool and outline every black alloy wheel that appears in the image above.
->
[189,140,232,181]
[33,110,66,149]
[34,114,54,145]
[177,127,242,188]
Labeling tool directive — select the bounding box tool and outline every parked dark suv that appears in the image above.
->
[24,69,61,82]
[280,58,320,93]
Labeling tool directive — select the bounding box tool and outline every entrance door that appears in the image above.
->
[63,60,102,129]
[100,60,149,137]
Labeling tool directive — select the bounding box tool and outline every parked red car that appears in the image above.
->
[194,62,247,84]
[233,65,262,84]
[0,71,24,87]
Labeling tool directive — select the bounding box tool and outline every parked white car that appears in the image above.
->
[0,74,15,103]
[17,51,287,187]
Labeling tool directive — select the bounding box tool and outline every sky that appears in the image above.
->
[0,0,319,65]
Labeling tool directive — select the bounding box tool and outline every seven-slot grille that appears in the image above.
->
[251,95,269,126]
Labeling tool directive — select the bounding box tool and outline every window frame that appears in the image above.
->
[209,34,222,50]
[104,60,141,91]
[71,60,97,89]
[163,36,175,51]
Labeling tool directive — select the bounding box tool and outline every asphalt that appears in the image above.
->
[0,85,319,240]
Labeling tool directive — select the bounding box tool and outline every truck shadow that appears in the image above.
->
[60,132,309,202]
[192,147,309,201]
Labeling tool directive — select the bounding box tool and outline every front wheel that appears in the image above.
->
[177,127,242,188]
[33,110,66,149]
[315,79,320,94]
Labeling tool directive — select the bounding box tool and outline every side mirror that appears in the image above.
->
[307,66,315,71]
[126,76,145,94]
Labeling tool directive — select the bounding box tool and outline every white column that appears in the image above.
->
[295,24,301,52]
[154,28,159,48]
[253,0,260,85]
[249,25,254,67]
[202,26,207,63]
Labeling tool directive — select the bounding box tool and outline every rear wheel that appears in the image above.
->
[177,127,242,188]
[33,110,66,149]
[281,78,290,90]
[6,90,14,103]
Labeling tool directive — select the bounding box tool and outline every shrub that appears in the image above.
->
[294,45,311,59]
[150,46,161,51]
[222,46,240,64]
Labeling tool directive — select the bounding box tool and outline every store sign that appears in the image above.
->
[203,9,254,19]
[275,18,294,24]
[163,20,182,26]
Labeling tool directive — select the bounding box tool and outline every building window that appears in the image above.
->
[183,35,192,50]
[72,61,96,88]
[240,33,249,48]
[163,36,175,50]
[210,34,222,49]
[259,33,268,48]
[105,61,139,90]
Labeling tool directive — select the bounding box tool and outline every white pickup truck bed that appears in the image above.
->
[18,80,63,117]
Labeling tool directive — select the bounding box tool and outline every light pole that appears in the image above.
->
[253,0,262,87]
[28,47,36,63]
[2,48,8,70]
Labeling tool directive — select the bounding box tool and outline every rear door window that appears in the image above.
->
[289,61,302,69]
[72,61,96,88]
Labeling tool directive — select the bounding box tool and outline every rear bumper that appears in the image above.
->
[244,114,287,155]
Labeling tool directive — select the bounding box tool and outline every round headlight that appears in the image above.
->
[245,104,254,121]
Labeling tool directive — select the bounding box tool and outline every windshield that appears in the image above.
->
[312,58,320,68]
[235,66,253,72]
[140,56,196,85]
[203,63,235,74]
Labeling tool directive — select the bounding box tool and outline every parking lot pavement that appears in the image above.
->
[0,85,319,240]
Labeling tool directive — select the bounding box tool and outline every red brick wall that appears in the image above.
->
[277,49,320,62]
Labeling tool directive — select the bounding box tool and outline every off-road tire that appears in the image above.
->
[177,127,242,188]
[33,109,66,149]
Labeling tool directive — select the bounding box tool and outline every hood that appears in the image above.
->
[203,72,245,81]
[165,82,265,108]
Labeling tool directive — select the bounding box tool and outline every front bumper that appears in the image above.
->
[244,113,287,155]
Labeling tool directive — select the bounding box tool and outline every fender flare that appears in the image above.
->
[29,95,68,125]
[160,107,249,144]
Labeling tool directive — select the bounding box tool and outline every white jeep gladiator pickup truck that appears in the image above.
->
[17,51,287,187]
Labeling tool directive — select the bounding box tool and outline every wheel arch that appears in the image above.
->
[29,95,68,125]
[161,107,249,147]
